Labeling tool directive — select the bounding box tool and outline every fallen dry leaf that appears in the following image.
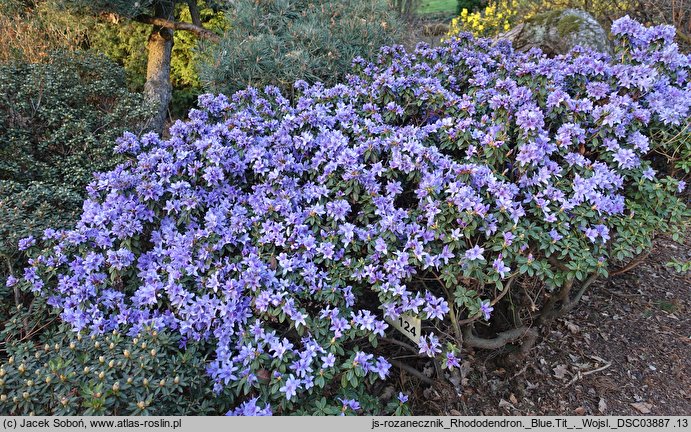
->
[553,364,569,379]
[631,402,653,414]
[598,398,607,413]
[256,369,271,383]
[564,320,580,334]
[574,406,586,415]
[498,399,514,410]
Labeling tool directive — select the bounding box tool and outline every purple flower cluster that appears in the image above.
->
[15,18,689,413]
[226,398,273,416]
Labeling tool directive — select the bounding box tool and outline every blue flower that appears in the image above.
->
[226,398,272,416]
[279,375,300,401]
[492,256,511,278]
[446,351,461,369]
[321,353,336,369]
[418,334,442,357]
[465,245,485,261]
[480,301,494,321]
[17,236,36,251]
[338,398,361,415]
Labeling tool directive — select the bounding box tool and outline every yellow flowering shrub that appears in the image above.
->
[447,0,519,38]
[447,0,638,39]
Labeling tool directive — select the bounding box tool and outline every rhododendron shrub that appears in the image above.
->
[12,17,689,414]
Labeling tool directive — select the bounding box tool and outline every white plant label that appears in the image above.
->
[385,313,421,344]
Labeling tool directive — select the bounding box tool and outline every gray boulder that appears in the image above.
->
[499,9,612,56]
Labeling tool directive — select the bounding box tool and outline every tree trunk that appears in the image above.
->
[143,1,174,134]
[187,0,202,27]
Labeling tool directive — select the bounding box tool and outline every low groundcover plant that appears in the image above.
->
[5,17,689,415]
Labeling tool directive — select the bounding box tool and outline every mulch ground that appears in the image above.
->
[403,235,690,416]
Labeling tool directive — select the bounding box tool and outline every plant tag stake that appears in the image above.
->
[385,313,421,344]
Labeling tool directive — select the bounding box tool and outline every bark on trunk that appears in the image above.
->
[143,2,174,134]
[187,0,202,27]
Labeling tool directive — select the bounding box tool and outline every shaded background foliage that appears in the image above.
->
[0,0,92,62]
[0,51,154,343]
[202,0,403,98]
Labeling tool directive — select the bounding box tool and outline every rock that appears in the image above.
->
[499,9,612,56]
[422,23,449,37]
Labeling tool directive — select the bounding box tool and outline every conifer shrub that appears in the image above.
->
[202,0,402,98]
